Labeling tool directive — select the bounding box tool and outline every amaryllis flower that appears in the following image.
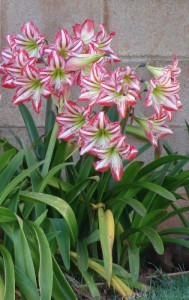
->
[42,29,84,58]
[92,23,119,62]
[146,56,181,82]
[1,49,36,88]
[7,22,46,58]
[79,62,108,105]
[80,111,121,155]
[73,19,95,45]
[145,71,182,115]
[56,100,91,142]
[98,67,140,118]
[13,64,53,113]
[40,50,75,96]
[135,113,173,147]
[91,136,137,181]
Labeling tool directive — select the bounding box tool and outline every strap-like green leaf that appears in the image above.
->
[0,245,15,300]
[77,239,89,272]
[33,224,53,300]
[38,163,73,192]
[52,256,77,300]
[134,181,176,201]
[128,243,140,282]
[19,191,78,243]
[0,150,24,195]
[15,266,40,300]
[135,155,188,180]
[140,227,164,255]
[98,208,114,286]
[0,160,44,204]
[0,148,16,173]
[13,219,37,288]
[50,219,70,270]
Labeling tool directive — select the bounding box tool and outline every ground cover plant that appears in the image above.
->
[0,19,189,299]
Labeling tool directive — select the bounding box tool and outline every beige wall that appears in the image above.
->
[0,0,189,155]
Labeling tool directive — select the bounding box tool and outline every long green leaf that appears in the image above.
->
[0,150,24,195]
[38,163,73,192]
[126,198,146,217]
[128,243,140,282]
[19,104,45,159]
[78,269,100,299]
[21,141,42,191]
[0,160,44,204]
[140,227,164,255]
[77,239,89,272]
[135,155,188,180]
[0,148,16,173]
[52,256,77,300]
[98,208,114,286]
[50,219,70,270]
[15,266,40,300]
[0,245,15,300]
[13,219,37,288]
[33,224,53,300]
[0,275,5,299]
[19,191,78,243]
[134,181,176,201]
[0,207,16,222]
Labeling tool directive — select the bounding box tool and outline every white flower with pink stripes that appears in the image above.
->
[7,22,46,58]
[80,111,121,155]
[56,100,91,143]
[145,71,181,115]
[92,136,137,181]
[13,64,52,113]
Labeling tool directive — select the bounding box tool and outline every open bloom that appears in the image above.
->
[1,49,36,88]
[56,100,91,143]
[145,71,181,115]
[42,29,84,58]
[80,111,121,155]
[98,67,140,118]
[73,19,95,45]
[135,113,173,147]
[7,22,46,58]
[40,50,75,96]
[13,64,52,113]
[79,62,108,105]
[92,136,137,181]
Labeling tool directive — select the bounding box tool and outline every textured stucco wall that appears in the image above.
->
[0,0,189,155]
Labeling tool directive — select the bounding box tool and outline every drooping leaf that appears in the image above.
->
[98,208,114,286]
[19,191,78,243]
[140,227,164,255]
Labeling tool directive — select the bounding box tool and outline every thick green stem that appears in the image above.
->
[41,122,59,177]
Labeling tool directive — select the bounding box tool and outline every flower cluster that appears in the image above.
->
[0,20,182,181]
